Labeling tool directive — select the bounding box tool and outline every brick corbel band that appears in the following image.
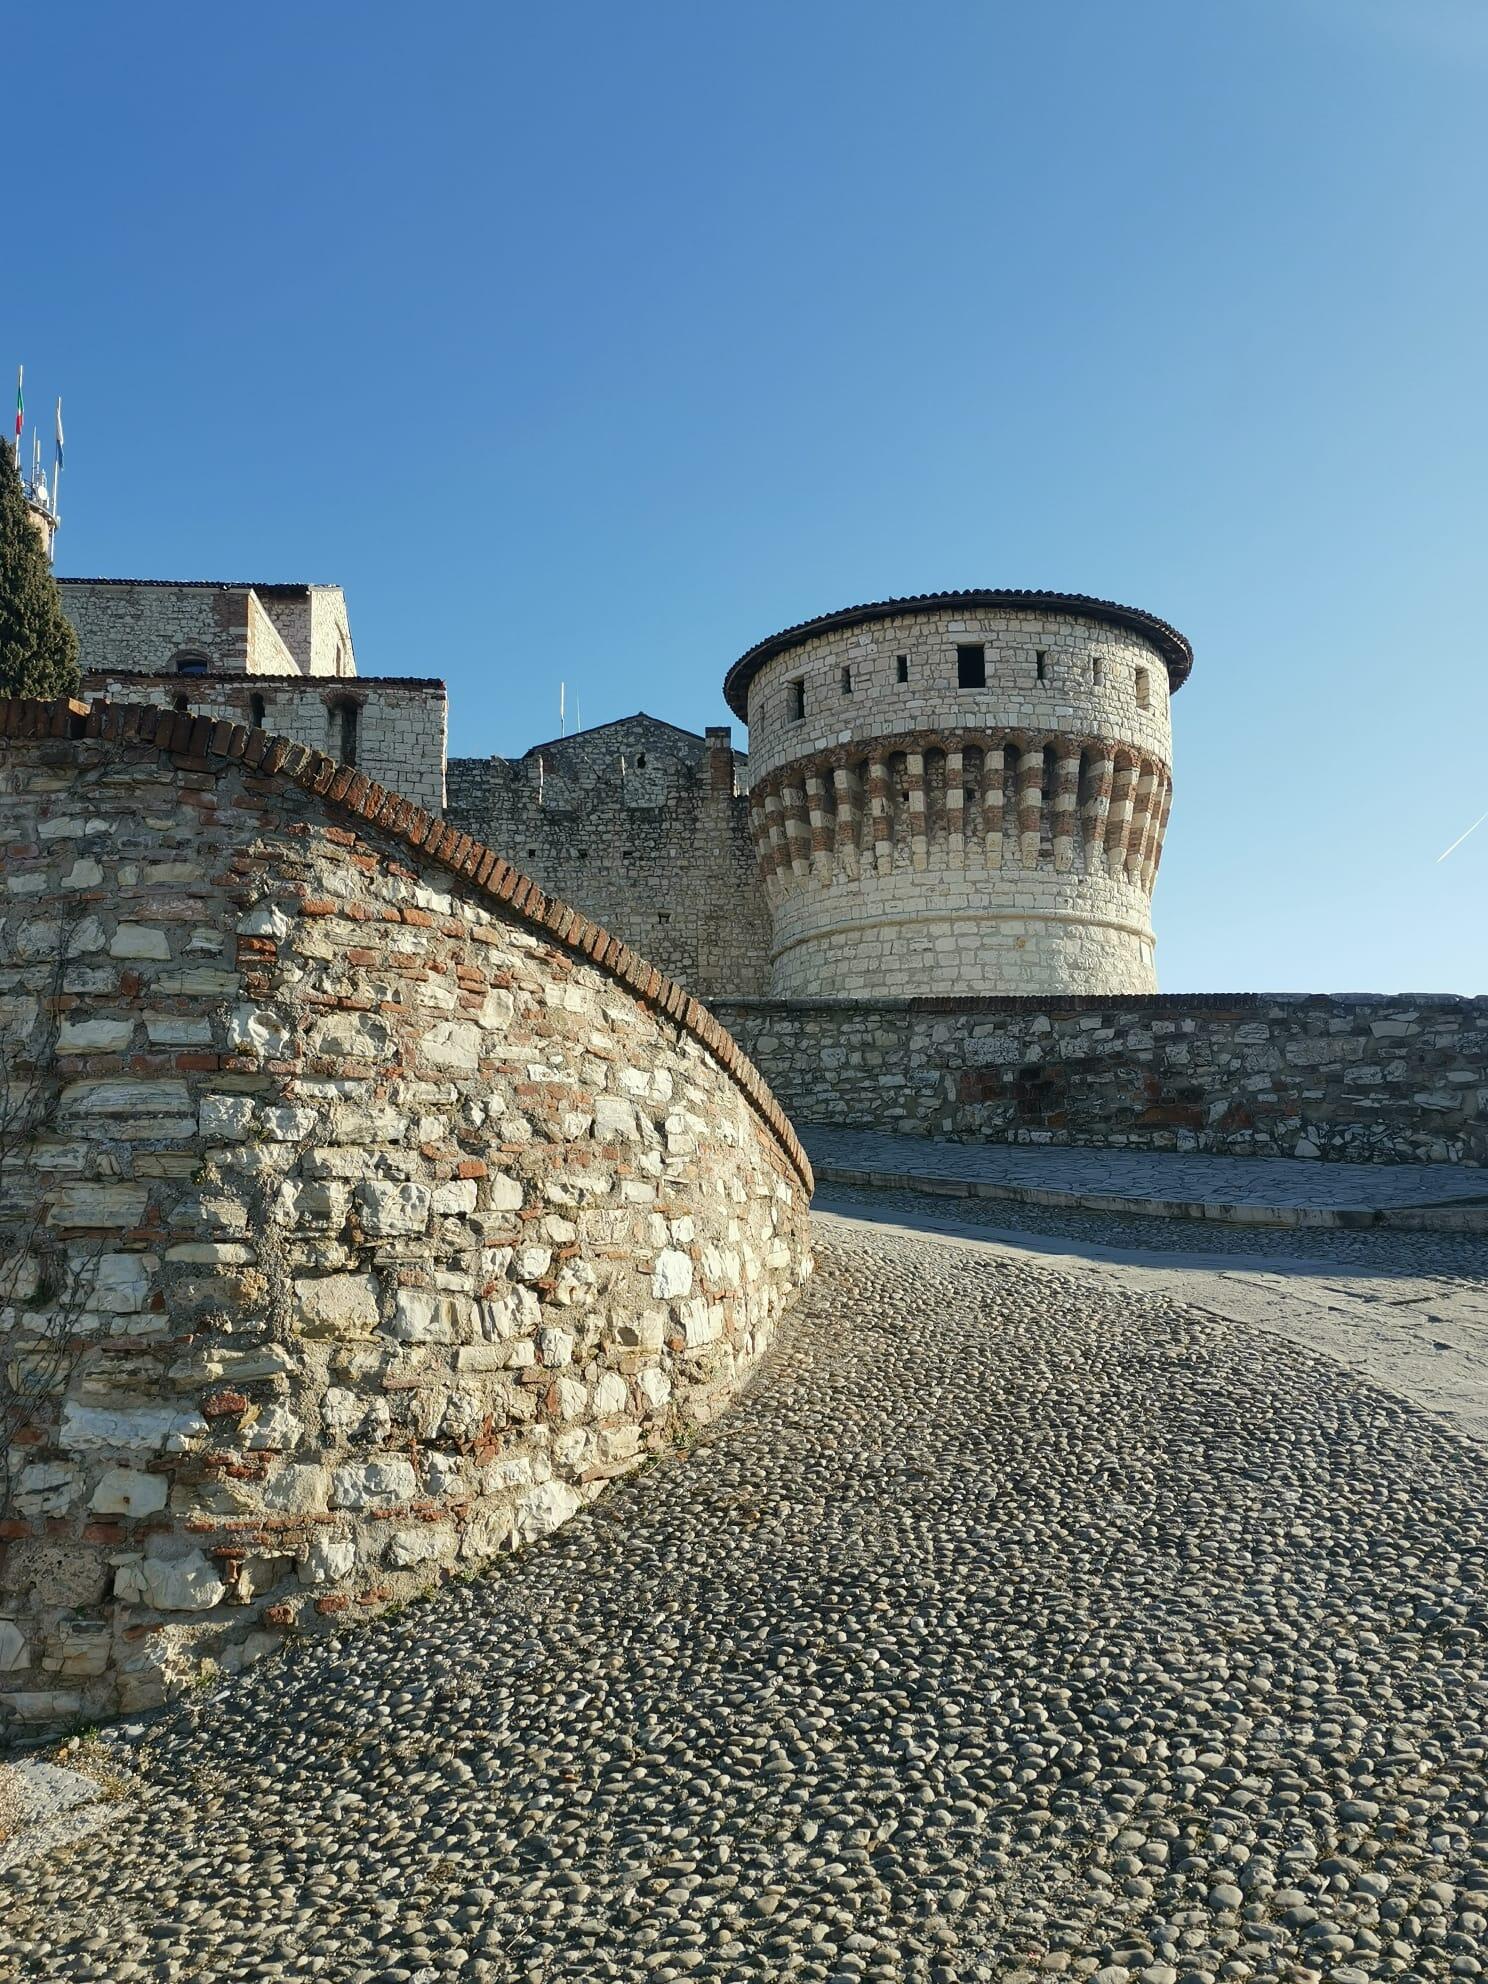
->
[0,695,814,1192]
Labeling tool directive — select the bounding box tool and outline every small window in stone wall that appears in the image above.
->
[1135,666,1151,707]
[1035,650,1048,683]
[787,679,806,722]
[840,665,852,695]
[173,650,210,676]
[329,697,359,767]
[896,654,909,683]
[249,693,267,728]
[1091,656,1104,686]
[956,645,986,689]
[173,693,190,713]
[636,753,648,768]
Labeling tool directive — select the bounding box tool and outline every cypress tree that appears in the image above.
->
[0,439,80,699]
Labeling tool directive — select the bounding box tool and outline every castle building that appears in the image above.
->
[725,590,1190,998]
[59,577,447,814]
[55,569,1189,1001]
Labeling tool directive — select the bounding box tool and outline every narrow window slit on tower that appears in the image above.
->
[330,697,359,767]
[956,644,986,689]
[1135,666,1150,708]
[249,693,266,728]
[1035,650,1048,683]
[1092,656,1103,686]
[840,665,852,695]
[896,654,909,683]
[788,679,806,722]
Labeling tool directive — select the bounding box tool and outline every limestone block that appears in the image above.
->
[419,1020,483,1072]
[0,1620,29,1671]
[108,924,171,960]
[114,1548,226,1612]
[652,1248,694,1300]
[294,1272,380,1337]
[226,1004,293,1057]
[258,1464,331,1514]
[60,1401,206,1455]
[87,1253,153,1314]
[13,1463,81,1516]
[57,1017,133,1052]
[384,1525,455,1569]
[593,1095,640,1141]
[511,1478,582,1543]
[144,1013,213,1046]
[200,1093,257,1141]
[243,1402,306,1451]
[356,1179,432,1236]
[90,1466,170,1516]
[332,1457,419,1509]
[488,1173,524,1211]
[431,1180,478,1216]
[299,1534,357,1584]
[389,1288,464,1343]
[238,902,292,940]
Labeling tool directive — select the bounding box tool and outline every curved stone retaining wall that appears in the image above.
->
[0,698,812,1740]
[711,995,1488,1167]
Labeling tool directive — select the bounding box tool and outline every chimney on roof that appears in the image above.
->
[705,725,735,797]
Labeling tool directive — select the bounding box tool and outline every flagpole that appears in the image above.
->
[52,397,63,521]
[14,363,23,475]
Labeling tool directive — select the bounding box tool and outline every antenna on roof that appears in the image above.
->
[559,681,566,738]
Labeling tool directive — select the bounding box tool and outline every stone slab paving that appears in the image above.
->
[805,1127,1488,1230]
[4,1208,1488,1982]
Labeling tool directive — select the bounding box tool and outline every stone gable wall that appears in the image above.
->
[711,996,1488,1166]
[447,718,770,999]
[0,698,811,1740]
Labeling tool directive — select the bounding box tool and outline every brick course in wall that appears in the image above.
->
[711,995,1488,1167]
[0,696,810,1739]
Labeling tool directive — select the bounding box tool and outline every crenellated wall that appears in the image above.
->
[0,697,811,1741]
[726,594,1188,999]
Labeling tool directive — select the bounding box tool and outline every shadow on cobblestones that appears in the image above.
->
[3,1216,1486,1983]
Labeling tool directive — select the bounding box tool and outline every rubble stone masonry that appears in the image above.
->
[711,996,1488,1167]
[0,698,811,1740]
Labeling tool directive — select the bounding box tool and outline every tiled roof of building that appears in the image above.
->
[724,588,1194,720]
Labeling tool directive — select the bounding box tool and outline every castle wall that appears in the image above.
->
[61,581,256,675]
[0,697,811,1739]
[710,996,1488,1166]
[447,718,771,1000]
[82,671,448,815]
[59,582,353,680]
[738,605,1177,998]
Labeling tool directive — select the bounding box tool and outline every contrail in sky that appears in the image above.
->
[1436,808,1488,862]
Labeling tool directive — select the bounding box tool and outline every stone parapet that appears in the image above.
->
[0,696,811,1740]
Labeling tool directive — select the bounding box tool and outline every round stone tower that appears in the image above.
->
[724,589,1193,999]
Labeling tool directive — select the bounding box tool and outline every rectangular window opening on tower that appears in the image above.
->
[956,644,986,689]
[787,678,806,722]
[1135,666,1150,708]
[840,665,853,695]
[1035,650,1048,683]
[1091,656,1104,686]
[896,654,909,683]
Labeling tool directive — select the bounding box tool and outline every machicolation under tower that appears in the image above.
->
[725,589,1192,999]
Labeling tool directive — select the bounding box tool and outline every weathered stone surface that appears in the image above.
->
[0,719,810,1744]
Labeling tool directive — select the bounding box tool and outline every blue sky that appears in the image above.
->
[9,0,1486,992]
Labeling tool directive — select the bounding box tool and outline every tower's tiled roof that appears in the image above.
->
[724,589,1194,721]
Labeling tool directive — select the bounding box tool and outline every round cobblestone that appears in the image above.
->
[4,1210,1487,1980]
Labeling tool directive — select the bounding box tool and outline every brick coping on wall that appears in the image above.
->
[0,696,813,1192]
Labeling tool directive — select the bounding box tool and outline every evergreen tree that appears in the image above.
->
[0,439,80,699]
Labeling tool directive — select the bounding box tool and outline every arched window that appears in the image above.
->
[329,697,359,767]
[172,649,210,677]
[249,693,267,728]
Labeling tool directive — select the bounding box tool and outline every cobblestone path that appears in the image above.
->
[4,1210,1488,1983]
